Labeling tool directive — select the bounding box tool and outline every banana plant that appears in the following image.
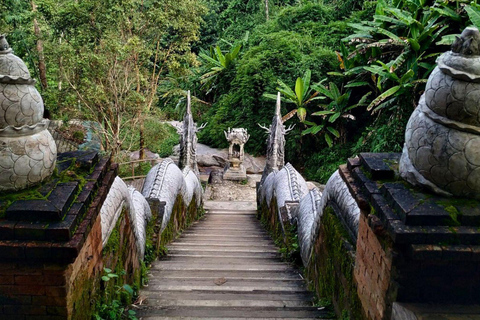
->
[199,44,241,91]
[303,82,370,147]
[340,0,462,117]
[263,69,323,122]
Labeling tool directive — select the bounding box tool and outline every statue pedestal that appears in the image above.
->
[223,159,247,181]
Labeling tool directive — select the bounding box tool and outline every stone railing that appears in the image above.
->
[257,160,364,318]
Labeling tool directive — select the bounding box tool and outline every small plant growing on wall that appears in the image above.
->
[94,268,138,320]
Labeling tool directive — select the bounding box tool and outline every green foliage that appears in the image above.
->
[305,82,369,146]
[121,119,179,158]
[198,26,338,155]
[304,142,356,183]
[199,44,242,93]
[343,0,466,117]
[263,69,324,122]
[94,269,137,320]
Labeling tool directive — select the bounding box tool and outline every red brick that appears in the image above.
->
[0,285,45,296]
[4,305,46,315]
[46,306,67,316]
[43,274,66,286]
[0,275,14,284]
[32,296,66,307]
[15,275,45,285]
[45,286,66,297]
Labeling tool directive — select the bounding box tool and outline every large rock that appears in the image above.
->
[174,143,266,174]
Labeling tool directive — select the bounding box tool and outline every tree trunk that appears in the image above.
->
[31,1,48,90]
[139,119,145,160]
[265,0,269,20]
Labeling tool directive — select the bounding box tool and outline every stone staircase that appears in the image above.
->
[136,201,331,319]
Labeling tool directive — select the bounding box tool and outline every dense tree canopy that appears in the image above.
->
[2,0,477,181]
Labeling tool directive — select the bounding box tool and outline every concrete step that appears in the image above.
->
[158,256,284,264]
[168,241,277,249]
[147,278,306,290]
[137,201,322,320]
[188,226,265,232]
[141,298,313,308]
[135,306,330,318]
[167,247,278,253]
[150,264,292,272]
[135,318,326,320]
[167,250,280,258]
[178,234,270,239]
[172,239,275,245]
[140,289,314,302]
[147,270,302,280]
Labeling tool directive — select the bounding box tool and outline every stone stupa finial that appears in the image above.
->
[187,90,191,115]
[177,90,205,174]
[0,35,57,192]
[0,35,12,53]
[400,26,480,199]
[258,92,294,183]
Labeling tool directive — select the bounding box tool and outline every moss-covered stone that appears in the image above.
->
[306,206,364,320]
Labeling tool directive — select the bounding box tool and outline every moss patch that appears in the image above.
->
[306,206,364,320]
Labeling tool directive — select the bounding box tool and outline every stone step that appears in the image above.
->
[135,317,325,320]
[147,270,301,280]
[198,223,260,227]
[150,264,291,272]
[188,226,265,232]
[146,278,306,289]
[141,298,313,308]
[172,238,275,245]
[179,233,269,239]
[159,256,284,264]
[135,306,331,319]
[206,212,257,215]
[144,285,306,292]
[140,289,313,301]
[137,201,322,320]
[167,250,279,258]
[167,246,278,253]
[168,241,277,248]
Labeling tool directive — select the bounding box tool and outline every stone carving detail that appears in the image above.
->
[183,167,203,207]
[177,91,206,174]
[0,35,57,191]
[259,92,294,183]
[400,27,480,198]
[223,127,250,180]
[298,188,322,266]
[100,177,152,259]
[129,187,152,259]
[310,170,360,247]
[142,158,186,231]
[274,163,309,210]
[100,176,130,247]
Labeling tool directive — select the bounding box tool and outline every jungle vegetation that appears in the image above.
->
[2,0,479,182]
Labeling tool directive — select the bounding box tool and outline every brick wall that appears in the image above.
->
[354,214,396,320]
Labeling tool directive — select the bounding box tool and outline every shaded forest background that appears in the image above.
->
[1,0,478,182]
